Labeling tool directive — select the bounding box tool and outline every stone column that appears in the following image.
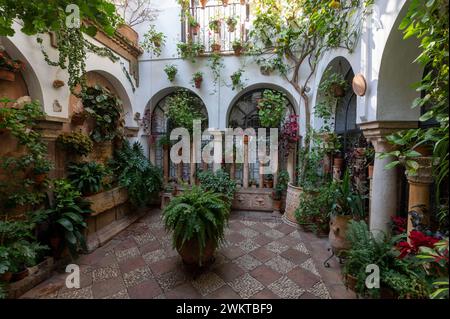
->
[259,161,264,188]
[230,162,236,180]
[243,137,249,188]
[163,146,170,184]
[405,156,434,236]
[360,121,418,236]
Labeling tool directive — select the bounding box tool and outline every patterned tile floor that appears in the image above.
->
[21,209,355,299]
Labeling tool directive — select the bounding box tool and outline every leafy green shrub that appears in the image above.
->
[294,182,336,234]
[56,131,93,156]
[333,169,366,219]
[110,141,163,207]
[163,186,229,263]
[0,215,48,275]
[46,180,92,257]
[257,89,287,128]
[343,220,428,299]
[273,170,290,200]
[82,85,124,143]
[165,89,206,132]
[197,169,237,203]
[67,162,107,196]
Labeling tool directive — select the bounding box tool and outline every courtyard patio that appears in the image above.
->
[22,209,352,299]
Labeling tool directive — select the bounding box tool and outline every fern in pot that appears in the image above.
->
[163,186,229,268]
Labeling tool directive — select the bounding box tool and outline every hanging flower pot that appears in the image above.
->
[211,43,221,53]
[200,0,208,8]
[192,71,203,89]
[222,0,229,6]
[226,17,238,32]
[331,83,346,97]
[192,24,201,35]
[209,20,221,34]
[240,0,246,5]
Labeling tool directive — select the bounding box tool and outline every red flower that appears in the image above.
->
[396,230,439,259]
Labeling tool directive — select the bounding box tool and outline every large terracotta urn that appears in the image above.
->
[177,239,216,268]
[329,215,352,253]
[283,183,303,224]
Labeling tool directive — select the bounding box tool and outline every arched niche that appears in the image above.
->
[376,3,423,122]
[227,86,296,185]
[0,38,44,105]
[143,88,208,181]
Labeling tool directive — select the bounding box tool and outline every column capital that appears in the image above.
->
[359,121,418,152]
[405,156,434,185]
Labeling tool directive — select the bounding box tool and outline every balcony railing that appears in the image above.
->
[183,1,250,53]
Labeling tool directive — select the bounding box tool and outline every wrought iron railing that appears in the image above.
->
[183,1,250,53]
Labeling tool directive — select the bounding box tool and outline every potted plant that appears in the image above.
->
[226,16,238,32]
[164,64,178,82]
[177,42,205,62]
[197,169,237,204]
[264,174,274,188]
[32,160,53,185]
[67,161,107,196]
[56,131,94,158]
[209,40,221,53]
[189,16,201,35]
[141,25,166,57]
[232,40,243,56]
[200,0,208,8]
[0,51,24,81]
[163,186,229,268]
[259,63,274,76]
[191,71,204,89]
[230,69,244,91]
[221,0,229,6]
[209,18,221,33]
[158,134,172,150]
[329,170,366,254]
[257,89,288,128]
[71,111,87,126]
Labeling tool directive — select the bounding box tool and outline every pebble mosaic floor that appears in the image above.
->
[22,209,355,299]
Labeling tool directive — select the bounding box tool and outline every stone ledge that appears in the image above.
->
[84,186,129,216]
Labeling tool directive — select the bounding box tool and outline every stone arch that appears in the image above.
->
[376,3,423,122]
[225,83,298,127]
[0,37,44,105]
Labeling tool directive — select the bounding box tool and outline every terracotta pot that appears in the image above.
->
[33,173,47,184]
[221,0,229,6]
[345,274,358,291]
[368,165,374,178]
[273,199,281,211]
[71,112,86,126]
[265,180,274,189]
[243,135,249,144]
[12,268,29,282]
[240,0,246,4]
[194,78,203,89]
[228,25,236,32]
[283,183,303,224]
[200,0,208,8]
[233,46,243,56]
[414,144,433,156]
[329,215,352,253]
[211,43,221,53]
[0,69,15,81]
[177,238,216,267]
[0,271,13,283]
[192,25,201,35]
[260,66,272,76]
[332,83,346,98]
[333,157,345,168]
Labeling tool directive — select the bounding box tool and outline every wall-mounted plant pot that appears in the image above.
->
[194,78,203,89]
[260,66,273,76]
[240,0,246,4]
[200,0,208,8]
[331,84,346,98]
[192,25,201,35]
[71,112,87,126]
[0,69,16,81]
[211,43,221,53]
[222,0,229,6]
